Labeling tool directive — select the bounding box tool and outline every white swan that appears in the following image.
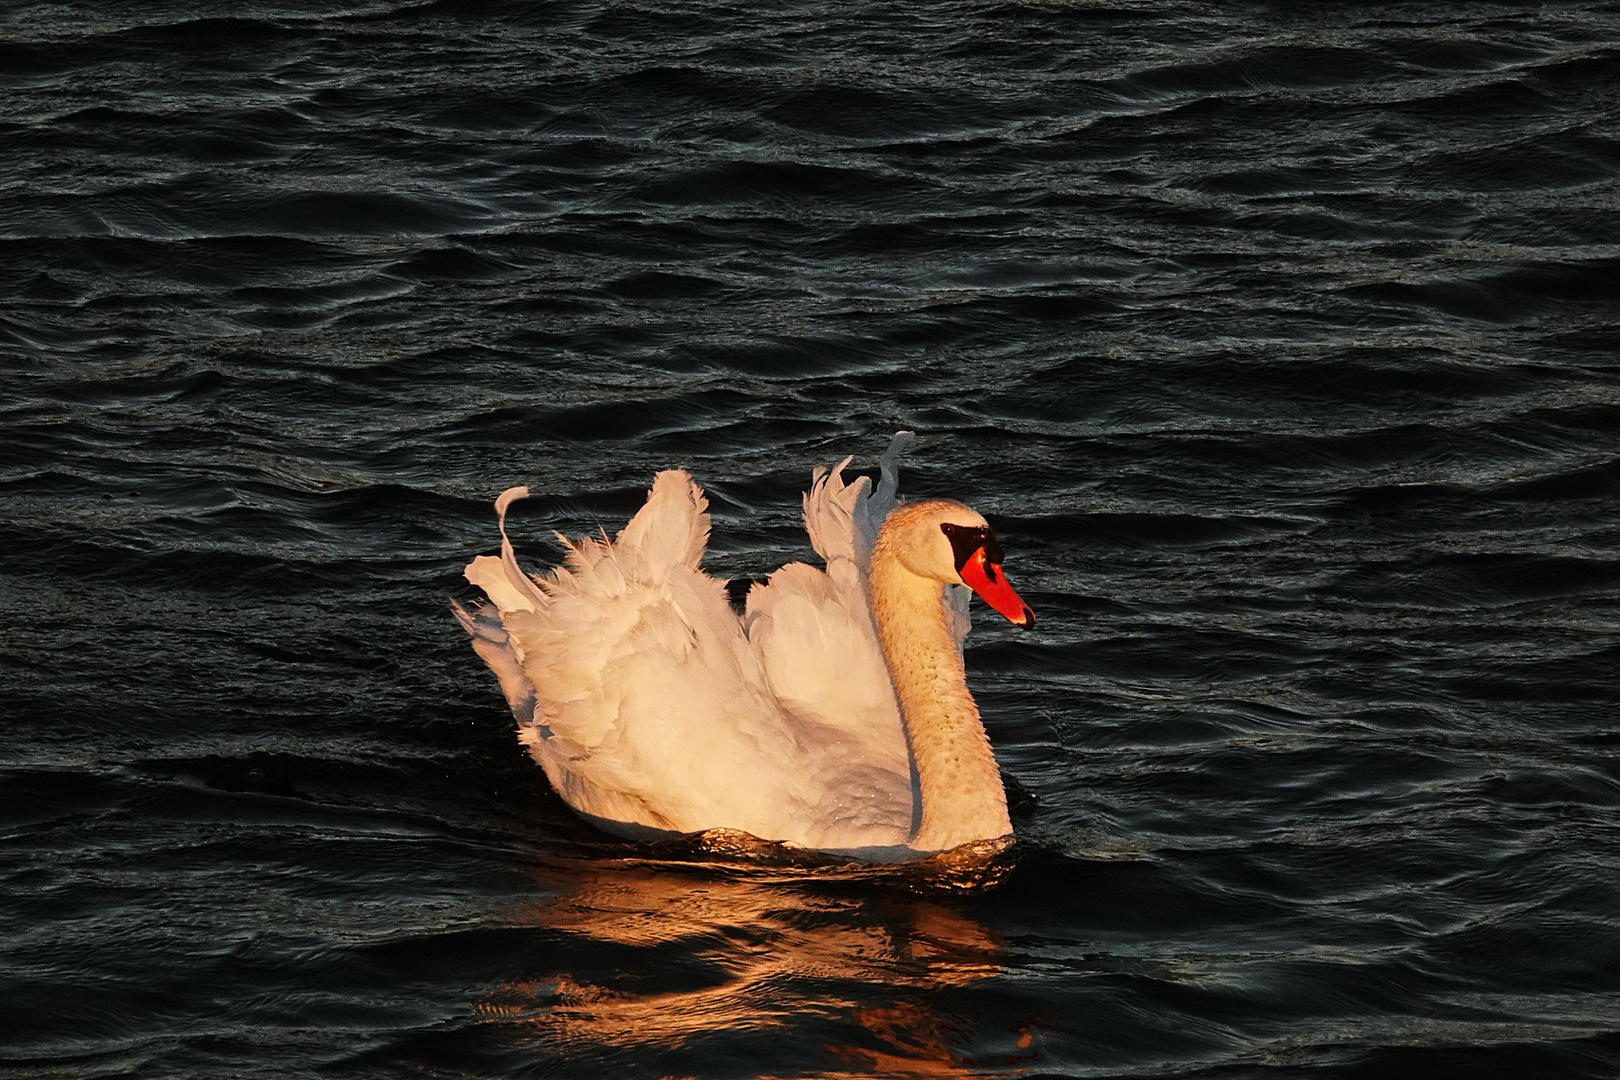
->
[453,434,1034,862]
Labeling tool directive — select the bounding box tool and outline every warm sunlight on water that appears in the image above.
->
[474,858,1013,1076]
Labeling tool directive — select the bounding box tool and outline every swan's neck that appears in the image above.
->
[868,553,1011,853]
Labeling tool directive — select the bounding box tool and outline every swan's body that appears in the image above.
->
[454,436,1033,862]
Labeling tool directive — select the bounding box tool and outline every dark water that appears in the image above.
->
[5,1,1620,1076]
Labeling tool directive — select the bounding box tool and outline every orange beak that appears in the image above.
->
[959,547,1036,629]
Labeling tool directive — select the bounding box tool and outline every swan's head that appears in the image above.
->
[880,500,1036,629]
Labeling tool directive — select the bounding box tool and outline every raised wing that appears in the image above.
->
[465,472,800,834]
[742,437,923,839]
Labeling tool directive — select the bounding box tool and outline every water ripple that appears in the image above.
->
[4,0,1620,1076]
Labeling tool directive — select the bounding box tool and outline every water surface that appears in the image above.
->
[3,1,1620,1076]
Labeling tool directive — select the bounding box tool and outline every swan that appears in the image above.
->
[452,434,1035,862]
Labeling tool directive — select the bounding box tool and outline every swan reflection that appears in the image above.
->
[476,851,1035,1076]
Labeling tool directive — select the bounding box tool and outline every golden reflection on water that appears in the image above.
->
[476,840,1032,1077]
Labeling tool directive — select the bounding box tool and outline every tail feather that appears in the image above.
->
[866,431,915,528]
[465,555,539,615]
[803,431,914,572]
[802,456,870,566]
[615,470,710,576]
[468,485,547,612]
[451,599,537,721]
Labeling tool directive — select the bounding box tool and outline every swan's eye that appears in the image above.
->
[940,522,1000,572]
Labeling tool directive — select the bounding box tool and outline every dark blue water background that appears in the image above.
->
[4,1,1620,1076]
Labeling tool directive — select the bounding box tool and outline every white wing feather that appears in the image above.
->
[457,437,923,854]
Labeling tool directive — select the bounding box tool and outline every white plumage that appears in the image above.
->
[454,434,1032,862]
